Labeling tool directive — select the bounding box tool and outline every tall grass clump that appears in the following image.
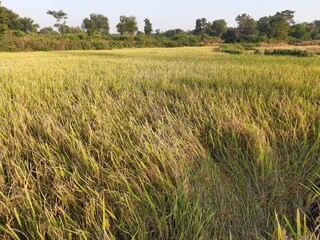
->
[0,47,319,239]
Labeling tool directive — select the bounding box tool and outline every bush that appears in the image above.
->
[264,49,313,57]
[288,37,303,44]
[215,44,245,54]
[238,34,260,43]
[254,49,262,55]
[222,49,242,54]
[108,41,125,49]
[258,35,268,43]
[241,43,261,50]
[162,39,179,48]
[171,35,201,47]
[91,41,108,50]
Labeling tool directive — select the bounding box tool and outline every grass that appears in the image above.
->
[0,47,319,239]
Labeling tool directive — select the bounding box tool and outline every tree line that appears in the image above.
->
[194,10,320,42]
[1,1,320,52]
[0,3,151,36]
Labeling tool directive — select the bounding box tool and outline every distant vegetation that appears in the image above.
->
[1,1,320,51]
[215,43,320,57]
[264,49,312,57]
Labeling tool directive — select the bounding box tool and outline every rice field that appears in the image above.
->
[0,47,319,239]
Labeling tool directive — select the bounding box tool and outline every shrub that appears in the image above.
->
[254,49,262,55]
[264,49,313,57]
[222,49,242,54]
[91,41,108,50]
[215,44,245,54]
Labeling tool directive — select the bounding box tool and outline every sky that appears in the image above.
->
[2,0,320,33]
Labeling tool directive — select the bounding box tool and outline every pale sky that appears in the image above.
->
[2,0,320,33]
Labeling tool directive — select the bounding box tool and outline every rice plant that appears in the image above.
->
[0,47,319,239]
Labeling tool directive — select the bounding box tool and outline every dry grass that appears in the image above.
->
[259,42,320,51]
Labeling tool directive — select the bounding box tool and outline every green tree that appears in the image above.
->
[66,26,84,34]
[155,29,161,37]
[15,17,39,33]
[82,13,110,35]
[269,16,290,40]
[163,29,184,37]
[314,20,320,31]
[258,11,295,40]
[258,16,272,38]
[223,27,237,43]
[116,15,138,35]
[46,10,68,34]
[39,26,57,35]
[275,10,295,25]
[236,14,257,37]
[268,10,295,40]
[194,18,209,35]
[60,24,73,34]
[194,19,202,35]
[290,23,310,40]
[0,1,8,34]
[312,20,320,39]
[144,18,153,35]
[2,7,18,29]
[210,19,227,38]
[0,5,39,34]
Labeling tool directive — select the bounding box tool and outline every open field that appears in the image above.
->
[0,47,319,239]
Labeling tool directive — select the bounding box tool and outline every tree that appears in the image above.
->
[194,19,202,35]
[257,11,295,40]
[163,29,184,37]
[276,10,295,25]
[39,27,57,35]
[290,23,310,40]
[194,18,209,35]
[236,14,257,37]
[68,26,84,34]
[15,17,39,33]
[258,16,272,38]
[155,29,161,37]
[2,7,20,30]
[82,13,109,35]
[223,27,237,43]
[269,16,290,40]
[0,5,39,34]
[47,10,67,24]
[307,22,318,39]
[311,20,320,39]
[46,10,68,34]
[210,19,227,38]
[144,18,153,35]
[0,1,8,34]
[116,15,138,35]
[314,20,320,31]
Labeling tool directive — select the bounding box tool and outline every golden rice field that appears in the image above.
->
[0,47,319,239]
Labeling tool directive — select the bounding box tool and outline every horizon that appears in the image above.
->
[2,0,320,33]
